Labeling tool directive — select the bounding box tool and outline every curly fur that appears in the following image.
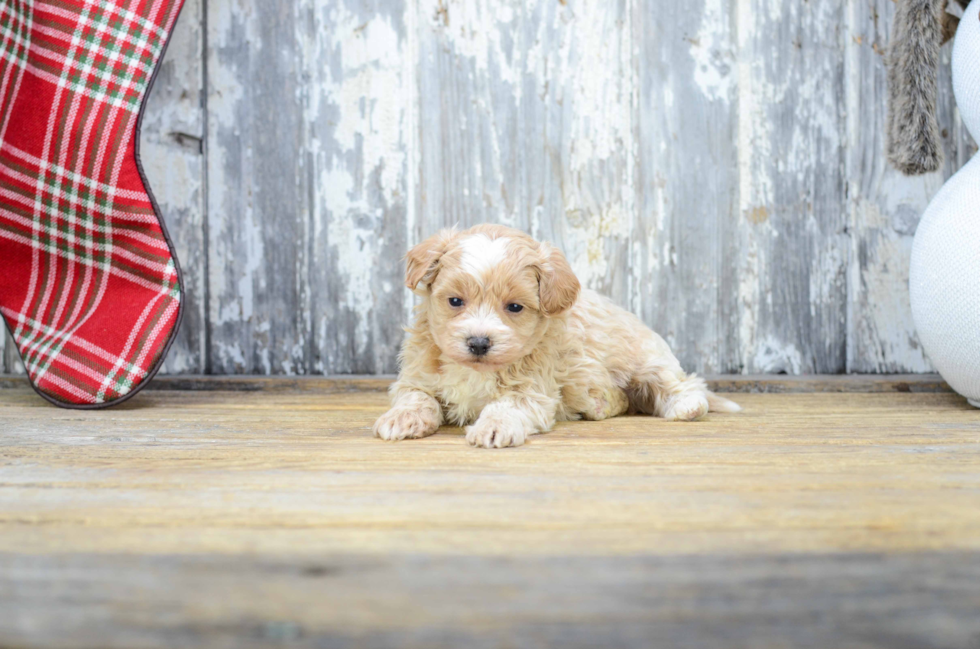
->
[374,225,740,449]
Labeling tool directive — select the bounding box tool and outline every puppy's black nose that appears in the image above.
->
[467,336,492,357]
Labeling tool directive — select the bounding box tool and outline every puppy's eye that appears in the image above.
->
[448,297,464,308]
[506,303,524,313]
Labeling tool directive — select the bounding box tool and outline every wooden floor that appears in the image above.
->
[1,378,980,648]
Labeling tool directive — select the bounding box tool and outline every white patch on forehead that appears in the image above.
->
[458,304,507,336]
[459,235,511,279]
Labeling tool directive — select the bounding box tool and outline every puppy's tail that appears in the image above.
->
[707,391,742,413]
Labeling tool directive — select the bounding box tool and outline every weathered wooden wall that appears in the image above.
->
[2,0,975,376]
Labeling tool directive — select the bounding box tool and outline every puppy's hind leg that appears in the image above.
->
[567,382,630,422]
[561,360,630,422]
[627,353,740,421]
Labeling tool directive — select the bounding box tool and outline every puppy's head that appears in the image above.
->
[405,225,579,370]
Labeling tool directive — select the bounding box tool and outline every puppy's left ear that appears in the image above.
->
[405,229,458,291]
[537,243,580,316]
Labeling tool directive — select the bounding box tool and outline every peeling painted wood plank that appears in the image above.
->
[141,0,206,374]
[206,0,411,375]
[1,330,23,375]
[845,0,977,373]
[205,1,315,374]
[308,0,412,374]
[631,0,739,373]
[523,0,633,305]
[735,0,849,373]
[416,0,526,234]
[416,0,633,304]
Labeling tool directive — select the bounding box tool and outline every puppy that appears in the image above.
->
[374,224,740,448]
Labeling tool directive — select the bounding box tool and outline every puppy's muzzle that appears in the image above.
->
[467,336,492,357]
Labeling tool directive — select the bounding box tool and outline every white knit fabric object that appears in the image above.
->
[910,0,980,407]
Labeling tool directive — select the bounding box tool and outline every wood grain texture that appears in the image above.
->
[308,0,412,374]
[2,388,979,556]
[206,0,315,374]
[120,0,973,378]
[417,0,633,303]
[2,552,980,649]
[632,0,739,373]
[523,0,633,305]
[205,0,411,376]
[417,0,525,232]
[2,386,980,646]
[735,0,849,374]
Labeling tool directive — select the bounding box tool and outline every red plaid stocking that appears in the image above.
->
[0,0,185,408]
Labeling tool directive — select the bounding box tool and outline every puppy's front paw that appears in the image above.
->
[373,407,439,441]
[465,412,529,449]
[663,392,709,422]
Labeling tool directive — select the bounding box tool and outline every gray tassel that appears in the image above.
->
[887,0,946,175]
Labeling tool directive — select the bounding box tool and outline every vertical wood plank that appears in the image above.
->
[522,0,633,305]
[307,0,412,374]
[416,0,526,234]
[631,0,740,373]
[845,0,977,373]
[206,0,313,374]
[141,0,206,374]
[735,0,849,373]
[416,0,633,303]
[2,330,24,375]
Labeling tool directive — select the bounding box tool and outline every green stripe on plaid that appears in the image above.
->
[34,287,179,390]
[25,99,136,382]
[3,142,151,200]
[0,2,34,137]
[53,0,162,113]
[22,0,105,363]
[97,264,177,400]
[37,5,162,76]
[2,307,150,383]
[47,0,170,43]
[0,178,167,249]
[0,219,176,276]
[0,2,32,69]
[15,12,102,352]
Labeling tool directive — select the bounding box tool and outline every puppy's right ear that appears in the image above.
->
[405,229,458,291]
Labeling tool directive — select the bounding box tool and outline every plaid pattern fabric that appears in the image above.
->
[0,0,184,407]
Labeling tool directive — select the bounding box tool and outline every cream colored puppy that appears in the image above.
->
[374,224,740,448]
